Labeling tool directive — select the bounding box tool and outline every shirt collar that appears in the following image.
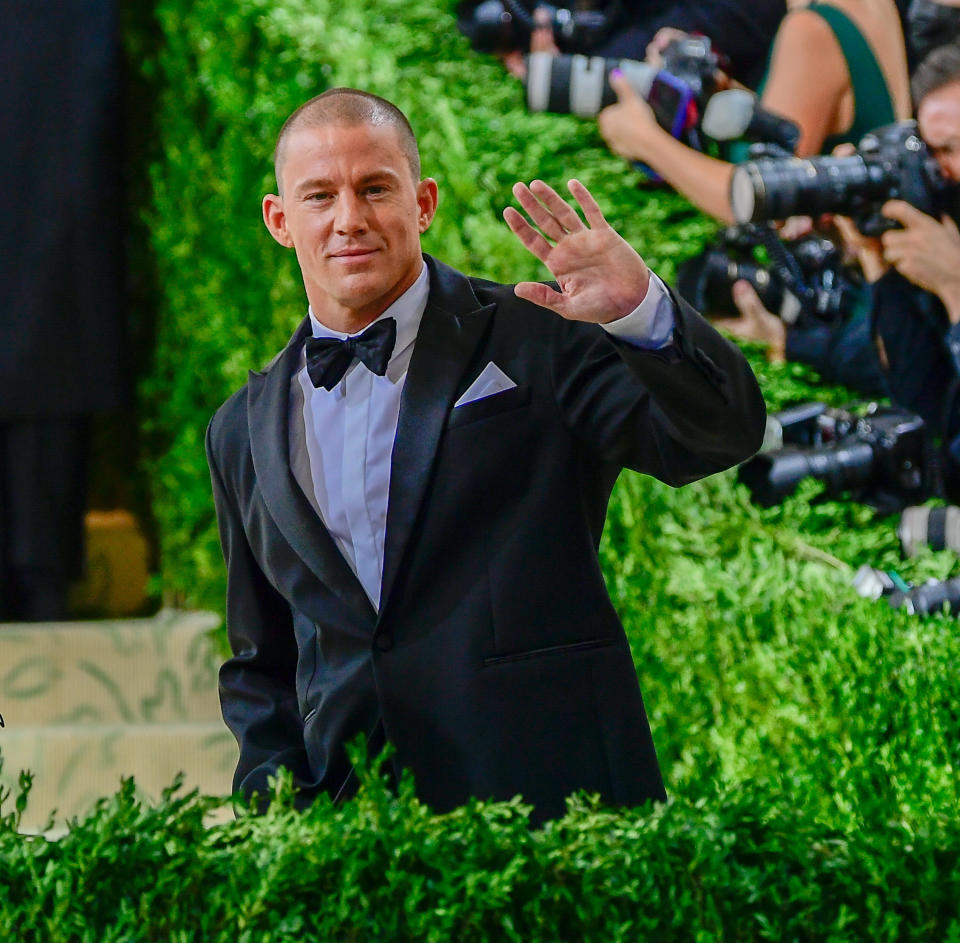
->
[307,261,430,365]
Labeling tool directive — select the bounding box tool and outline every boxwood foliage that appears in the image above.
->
[2,749,959,942]
[71,0,960,935]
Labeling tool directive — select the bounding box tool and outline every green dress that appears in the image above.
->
[728,2,897,159]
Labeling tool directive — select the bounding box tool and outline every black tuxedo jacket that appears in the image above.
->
[206,254,766,823]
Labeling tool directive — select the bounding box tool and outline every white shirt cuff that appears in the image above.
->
[600,271,676,349]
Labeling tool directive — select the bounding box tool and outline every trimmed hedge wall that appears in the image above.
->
[12,0,947,936]
[2,754,959,941]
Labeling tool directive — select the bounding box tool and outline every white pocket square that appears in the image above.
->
[454,362,518,407]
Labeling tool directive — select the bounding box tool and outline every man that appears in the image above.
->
[830,42,960,496]
[206,87,766,823]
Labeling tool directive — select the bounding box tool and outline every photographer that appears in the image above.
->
[457,0,785,89]
[710,238,891,397]
[840,42,960,496]
[598,0,911,223]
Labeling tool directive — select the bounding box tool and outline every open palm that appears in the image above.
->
[503,179,651,323]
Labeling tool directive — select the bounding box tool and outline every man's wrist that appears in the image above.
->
[601,271,676,348]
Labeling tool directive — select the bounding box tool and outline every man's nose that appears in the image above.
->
[334,191,367,234]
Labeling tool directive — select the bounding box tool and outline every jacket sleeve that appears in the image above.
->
[206,416,318,811]
[550,287,767,486]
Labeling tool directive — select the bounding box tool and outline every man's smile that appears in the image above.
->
[329,247,380,261]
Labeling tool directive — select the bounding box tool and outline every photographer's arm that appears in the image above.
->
[598,73,739,223]
[598,9,849,225]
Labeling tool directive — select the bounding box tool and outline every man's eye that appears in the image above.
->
[365,186,387,195]
[309,192,332,201]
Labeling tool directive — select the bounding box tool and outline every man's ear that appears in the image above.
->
[416,178,439,234]
[263,193,294,247]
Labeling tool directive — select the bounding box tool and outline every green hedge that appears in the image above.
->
[61,0,960,936]
[3,752,959,941]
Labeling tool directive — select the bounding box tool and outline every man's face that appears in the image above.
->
[919,81,960,182]
[263,122,438,330]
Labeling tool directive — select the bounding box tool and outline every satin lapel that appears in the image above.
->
[378,256,496,620]
[247,319,377,622]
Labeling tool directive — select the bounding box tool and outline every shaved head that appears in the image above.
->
[273,88,421,193]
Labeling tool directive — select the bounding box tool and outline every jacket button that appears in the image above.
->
[374,633,393,652]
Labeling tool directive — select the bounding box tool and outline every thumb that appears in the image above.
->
[943,213,960,238]
[609,68,639,103]
[732,279,762,316]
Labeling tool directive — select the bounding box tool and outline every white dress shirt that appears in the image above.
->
[289,261,675,610]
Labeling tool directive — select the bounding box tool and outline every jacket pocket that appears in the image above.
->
[447,384,531,429]
[482,636,617,667]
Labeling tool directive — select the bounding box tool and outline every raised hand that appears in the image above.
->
[502,178,650,323]
[597,71,660,163]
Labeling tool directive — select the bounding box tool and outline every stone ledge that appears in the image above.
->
[0,609,223,725]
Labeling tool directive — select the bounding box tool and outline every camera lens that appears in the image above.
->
[730,155,885,224]
[525,53,655,118]
[737,439,875,506]
[898,505,960,557]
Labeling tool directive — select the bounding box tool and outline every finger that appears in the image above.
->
[526,179,587,234]
[511,183,570,242]
[880,228,906,253]
[832,214,858,243]
[503,206,553,263]
[514,280,568,315]
[567,178,608,229]
[881,199,925,225]
[943,213,960,237]
[732,279,764,319]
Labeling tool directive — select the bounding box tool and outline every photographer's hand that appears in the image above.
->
[597,71,660,163]
[713,280,786,362]
[881,199,960,323]
[832,213,887,283]
[503,178,651,323]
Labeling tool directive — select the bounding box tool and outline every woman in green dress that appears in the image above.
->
[597,0,912,224]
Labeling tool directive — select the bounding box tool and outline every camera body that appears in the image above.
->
[676,225,859,325]
[460,0,616,55]
[731,121,956,235]
[739,400,930,511]
[658,34,720,106]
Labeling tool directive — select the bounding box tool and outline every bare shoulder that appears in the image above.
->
[773,6,846,55]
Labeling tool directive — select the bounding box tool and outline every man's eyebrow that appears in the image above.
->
[293,169,402,196]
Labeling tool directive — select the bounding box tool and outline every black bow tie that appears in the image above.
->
[305,317,398,391]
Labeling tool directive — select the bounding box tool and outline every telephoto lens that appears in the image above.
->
[888,576,960,615]
[525,51,655,117]
[898,505,960,557]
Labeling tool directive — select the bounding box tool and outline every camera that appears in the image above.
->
[458,0,617,55]
[524,35,719,128]
[730,120,957,235]
[888,576,960,615]
[898,504,960,557]
[738,400,930,511]
[676,224,860,326]
[853,563,960,616]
